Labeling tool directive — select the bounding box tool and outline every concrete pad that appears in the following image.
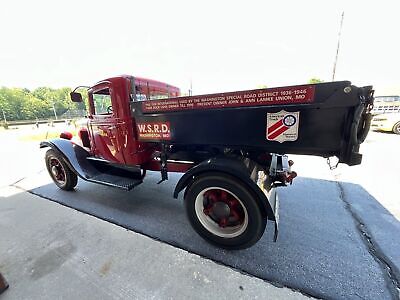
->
[0,186,307,300]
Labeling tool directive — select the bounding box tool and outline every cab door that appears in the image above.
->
[88,83,126,164]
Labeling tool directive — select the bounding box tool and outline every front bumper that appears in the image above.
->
[371,122,392,132]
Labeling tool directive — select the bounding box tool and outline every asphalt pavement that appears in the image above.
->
[14,170,398,299]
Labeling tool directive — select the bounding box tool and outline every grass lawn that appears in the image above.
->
[18,126,79,142]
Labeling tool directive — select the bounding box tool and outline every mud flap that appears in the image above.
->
[269,189,279,242]
[256,174,279,242]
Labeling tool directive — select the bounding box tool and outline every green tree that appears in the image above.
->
[0,86,87,121]
[0,88,26,120]
[308,78,324,84]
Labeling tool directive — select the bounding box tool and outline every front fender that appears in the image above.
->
[40,138,98,179]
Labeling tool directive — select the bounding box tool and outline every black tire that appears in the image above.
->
[45,149,78,191]
[184,174,266,250]
[393,122,400,134]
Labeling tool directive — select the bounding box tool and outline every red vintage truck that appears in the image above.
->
[40,75,374,249]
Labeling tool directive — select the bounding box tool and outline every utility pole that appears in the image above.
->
[332,11,345,81]
[52,102,58,120]
[2,109,7,124]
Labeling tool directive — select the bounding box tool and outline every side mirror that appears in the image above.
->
[70,92,83,102]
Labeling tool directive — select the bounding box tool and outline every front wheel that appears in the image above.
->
[45,149,78,191]
[393,122,400,134]
[184,174,266,249]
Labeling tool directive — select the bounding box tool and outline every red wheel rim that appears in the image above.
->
[195,187,249,238]
[49,158,66,184]
[202,189,245,227]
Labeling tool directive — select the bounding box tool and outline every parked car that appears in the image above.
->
[371,113,400,134]
[371,96,400,115]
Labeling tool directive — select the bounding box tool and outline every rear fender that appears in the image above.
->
[174,156,279,240]
[40,138,98,179]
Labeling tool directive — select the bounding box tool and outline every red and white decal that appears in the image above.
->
[266,111,299,143]
[137,122,171,140]
[142,85,315,113]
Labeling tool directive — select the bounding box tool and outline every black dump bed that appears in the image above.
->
[131,81,374,166]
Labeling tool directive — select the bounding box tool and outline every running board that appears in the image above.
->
[84,157,143,190]
[87,173,142,190]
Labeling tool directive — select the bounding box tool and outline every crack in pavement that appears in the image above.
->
[1,177,27,189]
[336,181,400,300]
[1,169,45,190]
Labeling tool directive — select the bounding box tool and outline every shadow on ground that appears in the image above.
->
[26,173,399,299]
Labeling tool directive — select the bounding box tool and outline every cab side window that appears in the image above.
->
[133,85,147,101]
[150,93,169,100]
[134,84,169,101]
[93,88,112,114]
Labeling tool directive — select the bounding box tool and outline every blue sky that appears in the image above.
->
[1,0,399,95]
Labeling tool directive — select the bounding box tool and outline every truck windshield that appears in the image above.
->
[375,96,399,102]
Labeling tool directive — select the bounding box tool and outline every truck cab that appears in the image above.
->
[83,75,180,166]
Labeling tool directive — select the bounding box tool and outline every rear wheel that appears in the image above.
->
[393,122,400,134]
[45,149,78,191]
[184,174,266,249]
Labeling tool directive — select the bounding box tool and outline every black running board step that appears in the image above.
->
[86,173,142,191]
[87,157,143,178]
